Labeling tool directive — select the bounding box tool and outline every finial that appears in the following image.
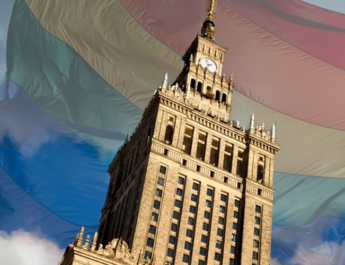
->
[250,113,255,130]
[190,54,194,63]
[162,72,169,89]
[83,235,90,249]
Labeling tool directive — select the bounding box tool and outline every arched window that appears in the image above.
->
[191,79,196,89]
[197,82,202,93]
[147,127,152,143]
[257,165,264,182]
[222,93,227,103]
[165,125,174,144]
[215,91,221,101]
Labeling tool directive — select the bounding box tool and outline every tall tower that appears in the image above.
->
[97,1,280,265]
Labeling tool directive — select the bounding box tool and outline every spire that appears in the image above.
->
[162,72,169,89]
[250,113,255,130]
[201,0,217,40]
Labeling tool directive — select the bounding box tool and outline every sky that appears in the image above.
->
[0,0,345,264]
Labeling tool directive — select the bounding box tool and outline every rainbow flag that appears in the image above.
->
[1,0,345,263]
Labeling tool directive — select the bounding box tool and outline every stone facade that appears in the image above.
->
[59,227,154,265]
[60,1,280,264]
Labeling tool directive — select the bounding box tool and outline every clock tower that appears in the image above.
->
[60,1,280,265]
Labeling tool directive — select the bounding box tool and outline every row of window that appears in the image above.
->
[189,78,227,103]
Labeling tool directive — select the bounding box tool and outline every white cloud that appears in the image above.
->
[271,257,283,265]
[0,229,64,265]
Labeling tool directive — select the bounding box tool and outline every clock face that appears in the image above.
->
[200,58,217,73]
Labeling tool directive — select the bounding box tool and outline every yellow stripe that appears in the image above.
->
[25,0,183,111]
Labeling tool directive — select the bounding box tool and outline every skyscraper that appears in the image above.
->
[60,1,280,264]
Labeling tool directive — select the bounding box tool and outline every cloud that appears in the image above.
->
[271,257,283,265]
[0,229,64,265]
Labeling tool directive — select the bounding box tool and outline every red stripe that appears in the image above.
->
[120,0,345,130]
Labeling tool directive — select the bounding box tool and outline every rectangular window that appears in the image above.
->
[193,182,200,191]
[183,254,190,263]
[188,217,195,225]
[147,238,154,247]
[171,223,178,232]
[233,223,238,230]
[206,200,212,207]
[207,188,213,196]
[167,248,174,258]
[185,241,191,250]
[156,188,162,197]
[149,225,156,234]
[186,229,193,237]
[235,199,240,207]
[256,205,262,213]
[201,235,208,243]
[196,132,207,160]
[221,194,227,202]
[160,166,167,174]
[254,228,260,236]
[203,223,209,231]
[191,194,198,202]
[230,258,235,265]
[219,206,226,213]
[169,236,176,244]
[190,206,196,213]
[232,234,237,242]
[223,143,233,172]
[217,228,224,237]
[236,150,244,176]
[216,241,222,249]
[209,137,220,166]
[157,177,164,186]
[173,211,180,220]
[215,253,221,261]
[218,217,225,224]
[255,217,261,224]
[198,261,205,265]
[151,213,158,221]
[145,251,152,259]
[253,240,260,248]
[234,211,239,218]
[175,199,182,208]
[178,177,185,185]
[231,246,236,254]
[253,252,259,260]
[200,247,207,255]
[153,200,160,209]
[204,211,211,219]
[183,126,194,155]
[176,188,183,196]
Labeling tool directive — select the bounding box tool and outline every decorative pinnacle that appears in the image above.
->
[272,123,276,140]
[162,72,169,89]
[250,113,255,130]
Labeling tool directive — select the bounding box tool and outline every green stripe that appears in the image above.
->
[273,172,345,226]
[7,0,142,159]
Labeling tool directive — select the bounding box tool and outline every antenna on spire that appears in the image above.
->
[206,0,217,22]
[201,0,217,40]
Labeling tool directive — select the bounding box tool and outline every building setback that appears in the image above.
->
[59,1,280,265]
